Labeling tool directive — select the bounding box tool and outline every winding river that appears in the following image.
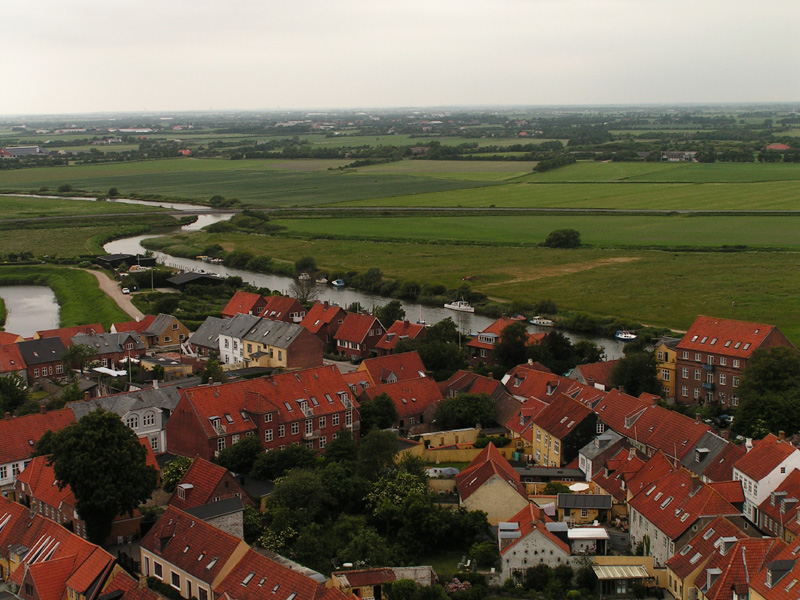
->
[0,286,59,337]
[102,205,625,360]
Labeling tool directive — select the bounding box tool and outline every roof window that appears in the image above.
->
[724,340,732,347]
[710,338,717,345]
[242,572,255,586]
[691,335,698,342]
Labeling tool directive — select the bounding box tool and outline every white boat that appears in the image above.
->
[331,279,346,288]
[615,330,637,342]
[298,272,311,281]
[315,276,328,285]
[530,316,554,327]
[444,300,474,313]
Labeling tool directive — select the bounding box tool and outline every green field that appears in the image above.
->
[0,266,128,328]
[272,214,800,249]
[0,195,166,219]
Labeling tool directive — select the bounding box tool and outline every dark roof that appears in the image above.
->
[17,337,66,365]
[166,272,225,286]
[515,467,585,479]
[557,494,613,510]
[184,496,244,520]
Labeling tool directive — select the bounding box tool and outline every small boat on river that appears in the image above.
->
[615,330,637,342]
[331,279,346,288]
[444,299,474,313]
[530,316,554,327]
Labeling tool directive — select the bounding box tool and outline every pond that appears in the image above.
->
[0,285,59,337]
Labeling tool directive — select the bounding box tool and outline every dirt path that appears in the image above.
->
[83,269,144,321]
[481,256,642,288]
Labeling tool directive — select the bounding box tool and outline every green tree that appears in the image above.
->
[267,469,332,523]
[323,429,358,464]
[0,373,29,415]
[251,445,319,480]
[389,579,418,600]
[200,359,226,383]
[161,456,194,493]
[214,435,263,475]
[610,351,661,397]
[374,300,406,326]
[543,481,572,495]
[733,346,800,436]
[108,187,119,197]
[432,394,496,430]
[46,409,158,543]
[294,256,317,274]
[494,321,530,371]
[359,392,399,433]
[543,229,581,248]
[469,540,500,569]
[357,429,399,480]
[62,343,96,375]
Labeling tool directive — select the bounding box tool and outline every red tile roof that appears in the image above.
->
[734,433,799,481]
[15,455,76,511]
[263,295,305,322]
[0,408,75,466]
[626,451,677,498]
[337,567,396,588]
[759,469,800,533]
[665,516,746,579]
[499,503,570,557]
[532,393,593,440]
[36,324,105,348]
[696,537,785,600]
[138,436,161,471]
[455,443,526,501]
[592,448,647,502]
[701,441,745,483]
[28,554,77,600]
[572,360,619,388]
[222,291,266,319]
[101,569,162,600]
[505,398,548,440]
[215,548,334,600]
[178,365,357,440]
[0,331,24,345]
[748,538,800,600]
[358,351,427,384]
[112,315,157,334]
[169,457,229,510]
[140,505,244,584]
[707,480,744,504]
[677,315,789,358]
[341,370,373,395]
[629,468,739,540]
[335,313,382,345]
[300,301,346,334]
[440,370,503,398]
[362,377,443,420]
[466,317,545,351]
[375,320,425,352]
[0,343,25,373]
[503,364,604,406]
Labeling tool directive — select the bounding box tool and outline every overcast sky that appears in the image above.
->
[3,0,798,115]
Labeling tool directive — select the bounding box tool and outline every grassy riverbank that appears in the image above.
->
[0,266,128,329]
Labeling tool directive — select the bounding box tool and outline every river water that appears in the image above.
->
[0,286,59,337]
[103,210,625,360]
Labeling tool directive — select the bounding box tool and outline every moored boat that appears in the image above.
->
[444,299,474,313]
[615,330,637,341]
[331,279,346,288]
[530,316,554,327]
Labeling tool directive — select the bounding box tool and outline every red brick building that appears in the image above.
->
[375,320,426,356]
[359,376,443,433]
[221,291,268,319]
[166,365,359,461]
[300,301,346,347]
[335,313,385,360]
[675,316,795,406]
[466,317,545,367]
[169,457,255,510]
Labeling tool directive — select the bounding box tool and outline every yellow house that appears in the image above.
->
[455,443,529,525]
[655,338,680,400]
[240,320,323,370]
[112,313,192,350]
[529,394,596,468]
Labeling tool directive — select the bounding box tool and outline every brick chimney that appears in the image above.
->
[779,431,786,441]
[40,405,46,414]
[695,413,702,424]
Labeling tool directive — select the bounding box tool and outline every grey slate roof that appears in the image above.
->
[188,316,227,350]
[515,466,585,480]
[69,384,184,420]
[184,496,244,520]
[221,313,261,340]
[580,431,624,461]
[71,331,145,355]
[241,318,307,349]
[17,337,66,365]
[557,493,613,510]
[680,430,731,477]
[141,313,176,337]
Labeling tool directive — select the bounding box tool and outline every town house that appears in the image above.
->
[375,320,426,356]
[299,300,346,347]
[334,313,386,360]
[359,376,443,434]
[221,291,268,319]
[70,331,146,369]
[467,317,545,367]
[240,318,323,370]
[498,503,572,580]
[112,313,191,349]
[757,468,800,543]
[16,337,67,384]
[529,393,597,468]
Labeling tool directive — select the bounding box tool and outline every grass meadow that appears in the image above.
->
[0,195,166,219]
[0,266,128,328]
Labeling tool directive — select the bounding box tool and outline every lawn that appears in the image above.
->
[144,230,800,343]
[272,214,800,249]
[0,195,167,219]
[0,266,128,328]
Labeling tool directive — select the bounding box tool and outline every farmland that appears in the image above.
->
[0,194,167,219]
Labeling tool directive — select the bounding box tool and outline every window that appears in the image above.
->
[581,508,588,518]
[320,436,327,449]
[731,395,739,406]
[34,368,40,378]
[536,429,542,442]
[186,581,193,599]
[720,357,727,366]
[693,388,700,400]
[265,429,273,442]
[305,419,313,435]
[682,351,689,359]
[733,359,740,368]
[143,412,155,427]
[553,440,560,454]
[480,349,487,358]
[695,353,701,362]
[154,562,163,578]
[657,351,664,361]
[682,367,689,378]
[319,415,326,429]
[278,351,282,361]
[265,413,273,423]
[596,422,605,434]
[12,464,20,476]
[126,415,139,429]
[291,422,299,435]
[233,341,238,350]
[164,336,171,343]
[346,410,353,426]
[232,434,239,444]
[247,344,252,353]
[217,437,226,451]
[732,376,740,387]
[719,373,726,385]
[56,364,63,374]
[332,413,340,426]
[199,589,208,600]
[224,339,229,348]
[171,571,180,589]
[0,465,6,480]
[661,369,670,381]
[694,369,701,381]
[707,355,714,365]
[306,440,314,449]
[150,437,159,452]
[278,425,285,438]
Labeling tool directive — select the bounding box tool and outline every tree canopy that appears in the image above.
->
[543,228,581,248]
[494,322,531,371]
[0,372,28,415]
[46,409,158,543]
[214,435,263,474]
[359,392,399,434]
[432,393,497,430]
[609,351,661,398]
[374,300,406,326]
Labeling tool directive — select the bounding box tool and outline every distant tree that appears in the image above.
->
[543,229,581,249]
[294,256,317,274]
[251,445,319,480]
[151,364,165,381]
[359,392,399,433]
[323,429,358,464]
[161,456,194,493]
[357,429,399,480]
[200,359,225,383]
[0,372,29,415]
[543,481,572,495]
[57,184,72,193]
[733,346,800,437]
[374,299,406,326]
[494,322,530,370]
[289,277,319,304]
[46,409,158,543]
[62,343,96,376]
[432,394,496,430]
[574,339,604,364]
[610,352,661,397]
[214,435,263,474]
[107,187,119,197]
[470,540,500,569]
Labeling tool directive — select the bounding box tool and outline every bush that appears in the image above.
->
[543,229,581,249]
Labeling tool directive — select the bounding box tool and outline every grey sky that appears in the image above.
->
[3,0,798,115]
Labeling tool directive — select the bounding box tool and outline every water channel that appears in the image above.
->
[0,286,59,337]
[103,206,626,360]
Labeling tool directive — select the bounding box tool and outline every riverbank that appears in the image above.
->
[82,269,144,321]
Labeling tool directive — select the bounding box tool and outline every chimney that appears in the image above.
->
[5,412,11,420]
[628,447,636,460]
[323,301,329,308]
[84,391,90,400]
[40,405,46,414]
[153,379,159,390]
[779,431,786,441]
[208,377,213,385]
[695,413,702,424]
[404,320,409,326]
[745,438,753,452]
[528,358,534,366]
[689,473,702,496]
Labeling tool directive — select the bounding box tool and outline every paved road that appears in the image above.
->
[83,269,144,321]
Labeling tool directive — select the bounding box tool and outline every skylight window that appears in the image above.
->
[724,340,732,347]
[703,528,715,540]
[734,342,741,349]
[284,402,293,411]
[273,584,281,594]
[681,513,690,522]
[242,573,255,586]
[654,492,663,502]
[645,484,657,496]
[259,577,267,587]
[691,335,698,342]
[207,557,218,570]
[680,545,692,556]
[224,414,234,423]
[661,497,673,509]
[700,337,708,344]
[689,553,702,565]
[743,343,751,350]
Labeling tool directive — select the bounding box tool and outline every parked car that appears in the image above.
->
[122,287,130,295]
